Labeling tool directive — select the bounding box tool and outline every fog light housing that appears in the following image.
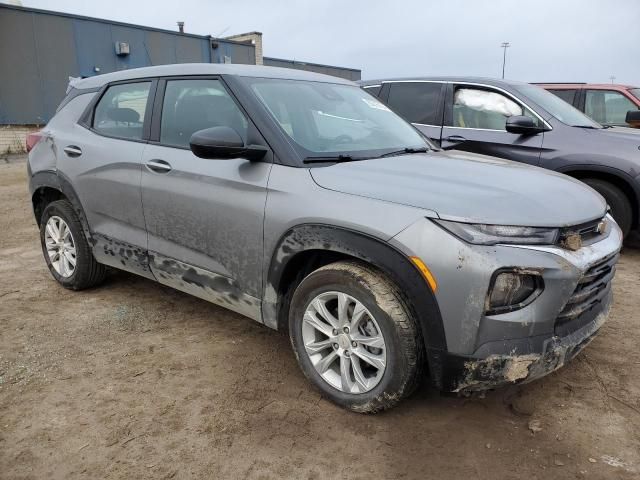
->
[486,270,543,315]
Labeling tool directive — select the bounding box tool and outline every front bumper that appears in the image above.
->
[390,214,622,392]
[441,291,610,391]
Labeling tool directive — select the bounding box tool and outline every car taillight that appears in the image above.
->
[26,131,44,153]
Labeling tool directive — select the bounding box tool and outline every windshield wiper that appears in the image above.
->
[377,146,430,158]
[303,154,369,164]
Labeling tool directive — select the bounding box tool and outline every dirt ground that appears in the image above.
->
[1,158,639,480]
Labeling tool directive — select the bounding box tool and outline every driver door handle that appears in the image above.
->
[146,159,172,174]
[443,135,467,143]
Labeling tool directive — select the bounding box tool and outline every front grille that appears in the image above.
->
[556,252,618,329]
[557,217,606,248]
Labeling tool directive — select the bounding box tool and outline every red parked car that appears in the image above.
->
[536,83,640,128]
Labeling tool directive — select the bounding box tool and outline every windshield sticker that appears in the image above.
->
[362,97,392,112]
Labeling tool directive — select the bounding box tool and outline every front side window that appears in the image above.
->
[451,87,540,130]
[93,82,150,140]
[246,78,429,156]
[548,89,577,106]
[585,90,638,126]
[160,79,248,148]
[386,82,443,125]
[514,84,600,128]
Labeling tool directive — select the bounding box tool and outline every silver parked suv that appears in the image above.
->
[28,64,622,412]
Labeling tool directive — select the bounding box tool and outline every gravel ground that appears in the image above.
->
[1,159,639,479]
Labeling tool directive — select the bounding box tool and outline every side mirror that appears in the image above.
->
[505,115,547,135]
[625,110,640,127]
[189,126,267,161]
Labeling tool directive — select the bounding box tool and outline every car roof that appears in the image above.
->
[358,76,531,87]
[70,63,355,90]
[535,83,638,90]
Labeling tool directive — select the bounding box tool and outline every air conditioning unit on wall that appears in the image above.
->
[114,42,130,56]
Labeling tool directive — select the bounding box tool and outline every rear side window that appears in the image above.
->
[93,82,150,140]
[160,79,248,148]
[363,85,382,97]
[547,89,577,105]
[386,82,442,125]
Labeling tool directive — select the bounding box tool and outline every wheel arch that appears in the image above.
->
[30,171,94,244]
[558,165,640,230]
[263,224,448,387]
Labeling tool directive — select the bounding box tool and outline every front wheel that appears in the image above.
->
[289,261,423,413]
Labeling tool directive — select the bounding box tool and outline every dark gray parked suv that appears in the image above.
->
[28,65,621,412]
[360,77,640,238]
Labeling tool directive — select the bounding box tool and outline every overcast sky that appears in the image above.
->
[20,0,640,83]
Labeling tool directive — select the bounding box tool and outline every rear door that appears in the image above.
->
[383,81,445,145]
[440,83,544,166]
[57,80,155,278]
[140,77,272,321]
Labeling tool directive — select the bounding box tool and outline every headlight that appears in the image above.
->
[434,220,559,245]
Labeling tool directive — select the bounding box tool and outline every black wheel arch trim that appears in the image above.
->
[263,223,449,388]
[30,170,95,246]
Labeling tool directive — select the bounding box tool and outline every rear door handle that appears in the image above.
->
[146,159,172,174]
[443,135,467,143]
[63,145,82,157]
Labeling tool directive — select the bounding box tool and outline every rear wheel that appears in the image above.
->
[40,200,106,290]
[289,261,423,413]
[583,178,632,237]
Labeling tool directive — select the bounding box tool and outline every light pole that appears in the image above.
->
[501,42,510,79]
[609,75,616,84]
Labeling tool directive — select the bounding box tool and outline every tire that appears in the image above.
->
[583,178,632,237]
[289,261,423,413]
[39,200,106,290]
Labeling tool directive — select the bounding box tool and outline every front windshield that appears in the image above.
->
[245,78,430,157]
[515,84,602,128]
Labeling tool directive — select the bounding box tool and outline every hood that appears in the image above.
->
[310,151,607,227]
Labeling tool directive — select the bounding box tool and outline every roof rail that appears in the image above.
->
[532,82,587,85]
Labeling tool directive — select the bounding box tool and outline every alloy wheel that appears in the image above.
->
[44,216,77,278]
[302,291,387,394]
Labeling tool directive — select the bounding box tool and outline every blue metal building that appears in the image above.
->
[0,4,361,126]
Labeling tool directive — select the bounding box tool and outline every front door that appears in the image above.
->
[440,84,544,166]
[140,77,272,321]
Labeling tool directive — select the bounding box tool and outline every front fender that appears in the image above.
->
[263,223,448,388]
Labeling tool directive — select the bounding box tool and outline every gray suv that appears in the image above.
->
[360,77,640,238]
[28,64,622,412]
